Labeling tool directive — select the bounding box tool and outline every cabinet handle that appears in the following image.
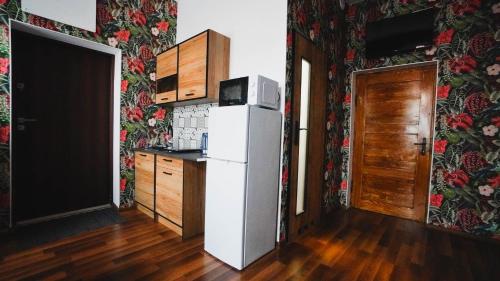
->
[163,159,173,162]
[161,97,169,101]
[139,154,147,157]
[163,171,173,176]
[185,93,195,97]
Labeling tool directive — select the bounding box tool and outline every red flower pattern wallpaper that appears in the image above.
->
[280,0,346,241]
[0,0,497,241]
[342,0,499,238]
[0,0,177,228]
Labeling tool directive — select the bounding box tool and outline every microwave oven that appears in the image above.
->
[218,75,280,110]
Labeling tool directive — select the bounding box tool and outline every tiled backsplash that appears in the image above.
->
[172,103,217,150]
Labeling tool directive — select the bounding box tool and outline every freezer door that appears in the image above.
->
[207,105,250,163]
[243,107,282,267]
[204,158,247,270]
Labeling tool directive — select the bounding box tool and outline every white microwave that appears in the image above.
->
[218,75,280,110]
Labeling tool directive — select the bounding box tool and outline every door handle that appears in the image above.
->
[17,117,38,131]
[414,137,427,155]
[18,117,38,123]
[294,121,307,145]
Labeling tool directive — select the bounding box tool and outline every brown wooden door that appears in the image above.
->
[288,32,327,242]
[351,64,436,222]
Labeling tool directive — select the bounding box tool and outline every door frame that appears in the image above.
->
[8,20,122,227]
[346,61,439,224]
[286,31,327,242]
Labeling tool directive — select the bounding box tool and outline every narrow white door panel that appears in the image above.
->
[207,105,249,163]
[205,158,247,270]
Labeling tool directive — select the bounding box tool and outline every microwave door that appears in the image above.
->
[258,77,280,110]
[219,77,249,106]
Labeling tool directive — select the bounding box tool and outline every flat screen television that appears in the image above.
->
[366,9,435,59]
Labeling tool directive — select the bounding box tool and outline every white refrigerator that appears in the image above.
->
[205,105,282,270]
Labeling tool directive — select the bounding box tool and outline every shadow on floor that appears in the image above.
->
[0,207,124,256]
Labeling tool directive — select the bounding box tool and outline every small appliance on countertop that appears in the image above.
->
[218,75,280,110]
[201,133,208,155]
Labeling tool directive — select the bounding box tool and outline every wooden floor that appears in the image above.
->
[0,208,498,281]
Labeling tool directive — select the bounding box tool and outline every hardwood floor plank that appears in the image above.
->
[0,208,498,281]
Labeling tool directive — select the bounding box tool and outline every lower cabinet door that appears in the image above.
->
[156,167,183,226]
[135,152,155,210]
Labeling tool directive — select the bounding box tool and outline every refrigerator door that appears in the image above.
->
[204,158,248,270]
[243,107,282,267]
[207,105,250,163]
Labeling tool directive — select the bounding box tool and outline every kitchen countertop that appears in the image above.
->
[134,148,207,162]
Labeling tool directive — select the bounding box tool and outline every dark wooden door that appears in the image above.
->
[351,64,436,222]
[12,30,113,223]
[288,32,327,242]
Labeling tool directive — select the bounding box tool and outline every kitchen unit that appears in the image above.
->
[218,75,280,110]
[155,47,178,104]
[155,29,230,105]
[134,150,206,239]
[205,104,282,270]
[135,152,156,218]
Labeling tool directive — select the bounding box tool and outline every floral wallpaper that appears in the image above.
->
[0,0,177,229]
[280,0,346,241]
[342,0,499,238]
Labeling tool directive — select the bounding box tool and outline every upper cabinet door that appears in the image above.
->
[178,32,208,101]
[156,46,178,79]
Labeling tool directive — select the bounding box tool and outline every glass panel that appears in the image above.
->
[296,59,311,216]
[299,60,311,129]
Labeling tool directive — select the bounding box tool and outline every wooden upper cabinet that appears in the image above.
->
[205,30,230,102]
[156,46,177,79]
[178,32,208,101]
[155,30,229,104]
[156,47,178,104]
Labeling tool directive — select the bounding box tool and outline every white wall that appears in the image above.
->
[21,0,96,32]
[177,0,288,241]
[177,0,287,95]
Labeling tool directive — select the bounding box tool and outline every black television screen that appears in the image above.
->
[366,9,435,59]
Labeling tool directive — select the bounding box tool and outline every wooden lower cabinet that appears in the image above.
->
[134,152,155,212]
[135,151,205,240]
[156,167,183,226]
[156,157,206,239]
